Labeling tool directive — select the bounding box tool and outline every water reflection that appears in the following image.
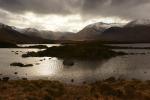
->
[0,44,150,83]
[18,44,61,47]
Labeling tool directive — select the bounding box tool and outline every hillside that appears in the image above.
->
[75,19,150,43]
[0,23,51,44]
[76,22,124,41]
[100,20,150,43]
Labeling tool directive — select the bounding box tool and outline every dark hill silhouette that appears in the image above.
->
[100,25,150,43]
[0,23,50,44]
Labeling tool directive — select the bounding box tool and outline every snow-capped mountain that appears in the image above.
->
[73,19,150,42]
[18,28,43,38]
[10,26,24,33]
[84,22,110,31]
[2,19,150,43]
[75,22,124,40]
[85,22,122,30]
[0,23,50,43]
[126,19,150,27]
[21,28,40,33]
[11,27,75,41]
[99,19,150,42]
[82,22,124,34]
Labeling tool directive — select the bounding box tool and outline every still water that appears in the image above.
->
[0,44,150,84]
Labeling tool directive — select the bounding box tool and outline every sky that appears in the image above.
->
[0,0,150,32]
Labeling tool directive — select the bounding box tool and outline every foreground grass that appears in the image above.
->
[22,43,125,60]
[0,78,150,100]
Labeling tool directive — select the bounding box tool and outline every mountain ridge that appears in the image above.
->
[0,23,51,44]
[1,19,150,43]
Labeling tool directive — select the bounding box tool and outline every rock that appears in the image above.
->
[14,72,18,74]
[10,62,33,67]
[104,77,116,83]
[71,79,74,83]
[144,72,147,74]
[3,77,9,81]
[10,63,24,67]
[15,53,19,55]
[83,81,87,84]
[63,60,74,66]
[35,63,40,65]
[23,64,33,67]
[22,78,28,80]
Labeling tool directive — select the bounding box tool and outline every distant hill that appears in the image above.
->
[2,19,150,44]
[100,19,150,43]
[0,41,18,48]
[75,22,123,41]
[16,27,75,41]
[75,19,150,43]
[125,19,150,27]
[0,23,51,44]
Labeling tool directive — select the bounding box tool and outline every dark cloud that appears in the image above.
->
[82,0,150,19]
[0,0,150,20]
[0,0,82,14]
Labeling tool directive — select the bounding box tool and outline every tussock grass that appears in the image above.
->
[0,78,150,100]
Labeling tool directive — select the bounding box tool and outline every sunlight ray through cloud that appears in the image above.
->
[0,9,128,32]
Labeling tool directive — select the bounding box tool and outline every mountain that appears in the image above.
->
[39,31,74,40]
[76,22,123,41]
[2,19,150,44]
[74,19,150,43]
[125,19,150,27]
[17,28,43,38]
[0,41,18,48]
[99,19,150,43]
[10,22,123,42]
[18,28,75,41]
[0,23,50,44]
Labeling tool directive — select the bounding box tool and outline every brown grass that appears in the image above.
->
[0,78,150,100]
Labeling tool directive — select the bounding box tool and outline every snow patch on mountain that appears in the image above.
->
[18,28,40,34]
[126,19,150,27]
[85,22,110,29]
[85,22,124,30]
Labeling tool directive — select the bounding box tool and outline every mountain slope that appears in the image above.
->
[18,27,75,41]
[125,19,150,27]
[76,22,123,41]
[100,19,150,42]
[74,19,150,43]
[0,23,49,44]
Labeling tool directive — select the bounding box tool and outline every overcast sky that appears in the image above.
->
[0,0,150,32]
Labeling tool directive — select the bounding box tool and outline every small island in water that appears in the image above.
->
[22,42,126,60]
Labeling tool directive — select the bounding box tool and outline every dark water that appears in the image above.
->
[0,44,150,84]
